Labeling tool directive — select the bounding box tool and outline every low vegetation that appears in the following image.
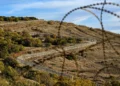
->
[44,35,82,46]
[66,53,77,60]
[0,19,119,86]
[0,29,42,58]
[0,16,38,22]
[0,28,97,86]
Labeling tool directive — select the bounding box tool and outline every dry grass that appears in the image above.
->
[1,20,120,82]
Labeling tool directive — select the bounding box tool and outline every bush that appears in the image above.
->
[32,38,42,47]
[4,57,19,68]
[53,38,67,45]
[0,16,38,22]
[47,21,54,25]
[105,80,120,86]
[55,79,95,86]
[67,37,76,43]
[22,31,31,38]
[25,71,54,86]
[21,38,33,46]
[66,53,76,60]
[55,81,70,86]
[25,70,41,83]
[13,79,40,86]
[0,61,5,72]
[45,43,52,47]
[0,78,9,86]
[0,40,9,58]
[3,66,18,78]
[9,44,24,53]
[0,31,24,58]
[0,29,4,36]
[111,80,120,86]
[11,77,40,86]
[40,72,54,86]
[0,47,9,58]
[0,17,4,21]
[45,36,55,43]
[73,79,95,86]
[21,38,42,47]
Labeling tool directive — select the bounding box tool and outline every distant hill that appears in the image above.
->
[0,16,38,22]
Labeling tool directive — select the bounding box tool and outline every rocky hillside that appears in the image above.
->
[0,20,120,85]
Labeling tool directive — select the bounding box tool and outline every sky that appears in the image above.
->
[0,0,120,33]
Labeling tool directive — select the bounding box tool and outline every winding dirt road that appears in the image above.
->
[16,41,96,78]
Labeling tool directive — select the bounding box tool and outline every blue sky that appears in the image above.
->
[0,0,120,33]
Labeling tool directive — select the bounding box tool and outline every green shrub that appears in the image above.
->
[0,16,38,22]
[21,38,42,47]
[3,66,18,78]
[25,71,54,86]
[4,57,19,68]
[0,40,9,58]
[53,38,67,45]
[22,31,31,38]
[67,37,76,43]
[11,78,40,86]
[0,29,4,36]
[111,80,120,86]
[0,78,9,86]
[45,36,55,43]
[105,80,120,86]
[9,44,24,53]
[40,72,54,86]
[0,61,5,72]
[25,70,41,83]
[73,79,95,86]
[66,53,76,60]
[45,43,52,47]
[13,80,40,86]
[21,38,32,46]
[32,38,42,47]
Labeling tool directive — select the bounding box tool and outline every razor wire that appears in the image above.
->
[57,1,120,84]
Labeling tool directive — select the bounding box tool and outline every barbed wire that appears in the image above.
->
[57,1,120,85]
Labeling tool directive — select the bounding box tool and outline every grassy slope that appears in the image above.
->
[0,20,120,85]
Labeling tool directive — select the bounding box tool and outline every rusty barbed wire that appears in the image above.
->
[57,1,120,85]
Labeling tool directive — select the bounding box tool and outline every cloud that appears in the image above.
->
[72,16,91,24]
[7,0,81,14]
[8,0,119,14]
[109,29,120,34]
[32,12,64,20]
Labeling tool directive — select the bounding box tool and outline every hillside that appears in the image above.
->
[0,20,120,86]
[0,20,117,38]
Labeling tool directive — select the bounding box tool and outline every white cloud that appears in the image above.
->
[8,0,119,14]
[109,29,120,34]
[7,0,83,14]
[72,16,91,24]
